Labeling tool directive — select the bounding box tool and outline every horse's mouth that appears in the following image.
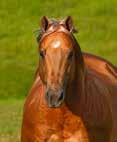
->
[46,90,65,108]
[49,92,65,108]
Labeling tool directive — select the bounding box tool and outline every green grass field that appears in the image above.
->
[0,99,24,142]
[0,0,117,141]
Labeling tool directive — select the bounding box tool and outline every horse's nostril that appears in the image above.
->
[46,91,49,99]
[47,92,49,97]
[46,91,50,102]
[46,89,64,108]
[58,92,64,102]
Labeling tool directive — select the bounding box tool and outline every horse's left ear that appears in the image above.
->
[64,16,78,33]
[40,16,49,32]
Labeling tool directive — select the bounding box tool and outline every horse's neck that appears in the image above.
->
[71,40,85,97]
[65,41,86,114]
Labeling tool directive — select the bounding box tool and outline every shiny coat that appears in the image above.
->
[21,17,117,142]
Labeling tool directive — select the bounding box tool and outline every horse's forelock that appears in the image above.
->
[36,19,68,43]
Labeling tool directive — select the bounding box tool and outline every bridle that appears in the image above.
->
[36,22,74,44]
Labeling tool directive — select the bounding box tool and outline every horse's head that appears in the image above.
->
[38,16,79,108]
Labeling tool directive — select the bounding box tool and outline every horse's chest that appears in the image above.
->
[33,109,89,142]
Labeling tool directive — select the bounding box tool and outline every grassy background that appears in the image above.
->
[0,99,23,142]
[0,0,117,141]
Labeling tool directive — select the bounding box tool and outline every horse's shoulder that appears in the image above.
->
[23,76,44,109]
[83,69,113,128]
[29,76,43,95]
[85,67,111,102]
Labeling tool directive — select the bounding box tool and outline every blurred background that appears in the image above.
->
[0,0,117,141]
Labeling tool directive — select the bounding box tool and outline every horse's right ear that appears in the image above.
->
[64,16,78,33]
[40,16,49,32]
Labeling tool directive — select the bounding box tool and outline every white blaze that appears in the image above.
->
[52,40,61,48]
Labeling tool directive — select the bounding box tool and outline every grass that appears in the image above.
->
[0,99,24,142]
[0,0,117,141]
[0,0,117,99]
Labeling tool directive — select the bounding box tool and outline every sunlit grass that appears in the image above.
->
[0,99,24,142]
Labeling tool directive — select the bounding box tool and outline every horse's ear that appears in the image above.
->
[64,16,78,33]
[40,16,49,32]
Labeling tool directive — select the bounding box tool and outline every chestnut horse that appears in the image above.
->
[21,16,117,142]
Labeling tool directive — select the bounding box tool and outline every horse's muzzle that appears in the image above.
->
[45,89,65,108]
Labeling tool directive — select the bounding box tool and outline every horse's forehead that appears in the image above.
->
[42,32,73,50]
[51,40,61,49]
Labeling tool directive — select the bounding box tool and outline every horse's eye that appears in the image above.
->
[68,51,73,60]
[40,50,46,58]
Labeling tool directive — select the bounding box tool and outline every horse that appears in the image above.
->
[21,16,117,142]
